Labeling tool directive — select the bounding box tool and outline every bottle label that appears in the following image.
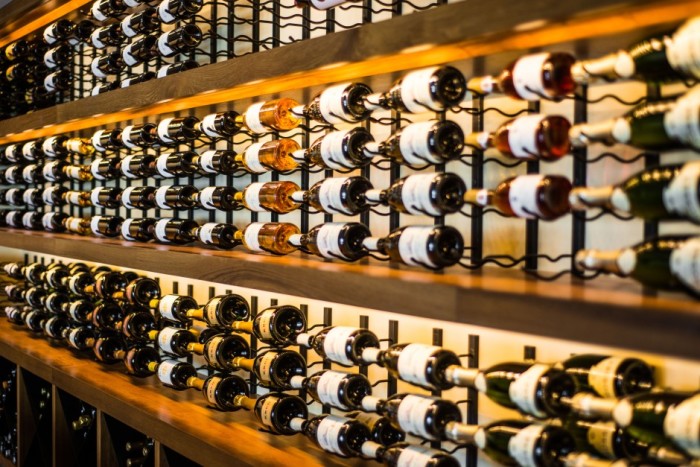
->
[122,45,139,67]
[91,2,108,22]
[507,115,546,159]
[156,153,173,177]
[244,102,267,134]
[120,186,137,209]
[157,327,179,354]
[154,186,170,209]
[257,352,275,383]
[259,395,278,428]
[508,174,546,219]
[316,371,347,409]
[43,25,57,45]
[22,142,36,159]
[157,32,176,57]
[43,161,57,180]
[199,223,218,245]
[205,376,222,407]
[157,118,176,143]
[397,445,441,467]
[512,53,550,100]
[121,125,138,148]
[507,424,545,467]
[400,67,441,113]
[120,218,136,240]
[662,161,700,222]
[157,0,176,23]
[89,159,106,180]
[204,297,222,325]
[120,155,138,178]
[256,308,276,340]
[91,57,108,79]
[401,173,441,216]
[319,83,352,124]
[23,189,37,206]
[322,326,355,366]
[199,150,218,173]
[157,360,177,386]
[663,394,700,457]
[199,186,218,210]
[397,394,436,440]
[508,363,550,418]
[316,415,345,455]
[90,216,104,235]
[68,217,84,233]
[398,225,436,268]
[21,212,34,228]
[91,29,106,49]
[42,137,58,157]
[154,219,171,242]
[158,295,180,321]
[42,213,56,230]
[121,14,137,37]
[664,90,700,150]
[67,328,83,348]
[315,223,347,260]
[45,49,59,69]
[399,121,440,166]
[91,130,107,152]
[397,343,438,388]
[5,188,19,205]
[243,182,265,212]
[318,177,349,215]
[587,421,618,459]
[670,237,700,294]
[205,336,225,368]
[320,130,354,170]
[587,357,624,398]
[200,114,222,138]
[243,222,264,252]
[243,142,267,173]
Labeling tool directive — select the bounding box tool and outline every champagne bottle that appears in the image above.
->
[157,0,203,24]
[121,186,156,210]
[121,123,158,148]
[232,393,308,435]
[123,346,160,376]
[346,412,405,446]
[291,176,373,215]
[289,370,372,411]
[201,374,250,411]
[233,222,301,255]
[156,360,199,390]
[122,277,160,307]
[150,326,197,357]
[153,185,198,210]
[297,326,380,366]
[156,116,201,144]
[120,154,156,179]
[235,139,300,174]
[467,114,572,161]
[157,24,202,58]
[196,222,239,249]
[5,306,28,325]
[150,294,198,322]
[233,181,300,214]
[231,350,306,389]
[195,149,238,175]
[465,174,572,220]
[93,332,127,363]
[575,236,700,297]
[231,305,306,346]
[91,52,124,79]
[188,334,250,370]
[122,35,158,67]
[120,8,159,38]
[91,128,124,152]
[121,311,156,341]
[184,294,250,327]
[361,393,462,442]
[152,218,199,244]
[288,222,371,262]
[361,442,459,467]
[366,173,466,216]
[365,66,467,113]
[91,302,125,330]
[362,225,464,268]
[293,82,373,124]
[290,414,370,457]
[237,99,301,134]
[196,111,241,138]
[194,186,239,211]
[558,354,654,399]
[292,127,376,170]
[569,89,700,151]
[154,151,198,177]
[468,52,576,101]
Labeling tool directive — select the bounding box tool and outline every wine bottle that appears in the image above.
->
[66,299,94,324]
[569,89,700,151]
[43,44,72,69]
[68,163,96,182]
[21,164,44,184]
[122,35,158,67]
[23,262,46,284]
[569,162,700,223]
[89,216,124,237]
[361,393,463,442]
[194,186,239,211]
[196,111,240,139]
[575,236,700,297]
[290,414,370,457]
[572,18,700,83]
[361,442,459,467]
[21,140,43,161]
[231,305,305,346]
[65,326,96,350]
[5,211,26,229]
[288,222,371,262]
[365,66,467,113]
[21,188,42,207]
[231,350,306,389]
[123,346,160,376]
[156,116,201,144]
[200,374,250,411]
[232,393,308,435]
[184,294,250,327]
[235,139,300,174]
[238,99,301,134]
[90,23,124,49]
[90,0,127,21]
[233,222,301,255]
[121,186,156,210]
[153,185,198,210]
[4,188,22,206]
[4,144,20,163]
[4,166,22,184]
[297,326,380,366]
[156,60,198,78]
[89,186,121,209]
[24,286,47,308]
[67,271,94,296]
[3,40,28,62]
[363,225,464,269]
[121,8,159,38]
[150,326,197,357]
[290,370,371,411]
[121,72,156,88]
[42,211,69,233]
[464,174,572,220]
[93,332,127,363]
[467,114,572,161]
[150,294,198,322]
[120,218,156,242]
[292,128,376,170]
[154,151,198,177]
[42,160,67,181]
[157,24,202,58]
[156,360,198,390]
[121,123,158,149]
[91,81,119,96]
[233,181,300,214]
[120,277,160,307]
[383,120,467,167]
[196,222,240,249]
[157,0,203,24]
[91,302,125,330]
[291,176,373,216]
[120,154,156,179]
[153,218,199,244]
[188,334,250,370]
[43,291,70,313]
[345,412,405,446]
[468,52,576,101]
[293,82,373,124]
[121,311,156,341]
[558,354,654,399]
[43,19,75,45]
[366,172,466,216]
[5,306,28,325]
[24,310,48,333]
[91,128,124,152]
[90,52,124,79]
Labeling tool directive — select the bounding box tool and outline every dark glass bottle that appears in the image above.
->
[120,186,156,210]
[297,326,380,367]
[120,154,156,179]
[93,332,127,363]
[381,120,466,168]
[188,334,250,370]
[122,35,159,67]
[288,222,371,262]
[194,186,239,211]
[91,128,124,152]
[120,71,156,88]
[196,111,240,138]
[194,149,238,175]
[235,393,308,435]
[290,370,372,411]
[91,302,125,330]
[196,223,240,249]
[67,299,94,324]
[292,414,370,458]
[232,350,306,390]
[345,412,405,446]
[154,151,198,177]
[121,123,158,148]
[294,127,375,170]
[90,23,124,49]
[185,294,250,327]
[90,0,128,21]
[362,225,464,269]
[90,52,124,79]
[120,8,160,38]
[121,311,157,341]
[43,19,75,45]
[559,354,654,399]
[231,305,305,346]
[295,82,373,124]
[44,44,72,69]
[362,442,460,467]
[156,24,202,57]
[156,60,199,78]
[66,327,96,350]
[122,277,160,307]
[89,216,124,237]
[366,172,466,216]
[120,218,156,242]
[156,116,201,144]
[123,346,160,376]
[153,185,198,210]
[151,326,197,357]
[157,0,203,24]
[291,176,372,215]
[156,360,198,390]
[201,374,249,411]
[89,186,121,209]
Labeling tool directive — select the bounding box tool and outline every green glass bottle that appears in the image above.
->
[558,354,654,398]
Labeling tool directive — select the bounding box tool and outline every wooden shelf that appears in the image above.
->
[2,229,699,361]
[0,317,363,467]
[1,0,698,144]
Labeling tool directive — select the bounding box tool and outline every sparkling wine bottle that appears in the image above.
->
[362,225,464,269]
[43,19,76,45]
[291,176,373,216]
[231,305,305,346]
[558,354,654,399]
[66,299,94,324]
[44,44,72,69]
[90,0,127,21]
[156,360,199,390]
[361,442,459,467]
[90,52,124,79]
[233,222,301,255]
[235,139,300,174]
[93,331,127,363]
[150,294,198,322]
[293,82,373,124]
[288,222,371,262]
[366,172,466,216]
[290,414,370,458]
[289,370,372,411]
[91,302,125,330]
[297,326,380,366]
[121,311,157,341]
[66,326,96,350]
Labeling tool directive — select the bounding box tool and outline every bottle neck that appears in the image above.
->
[186,342,204,354]
[574,248,636,276]
[186,376,205,391]
[288,417,306,433]
[464,188,491,207]
[467,75,499,96]
[364,189,385,204]
[360,440,383,460]
[113,349,126,360]
[186,307,204,320]
[148,298,159,309]
[444,365,480,387]
[563,393,617,420]
[147,361,158,373]
[147,330,159,341]
[568,186,615,210]
[233,394,257,411]
[289,375,306,390]
[290,190,306,203]
[570,51,635,84]
[232,320,254,334]
[444,421,480,444]
[569,118,627,147]
[465,131,491,150]
[232,356,254,372]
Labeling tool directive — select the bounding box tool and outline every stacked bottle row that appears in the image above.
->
[2,260,700,466]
